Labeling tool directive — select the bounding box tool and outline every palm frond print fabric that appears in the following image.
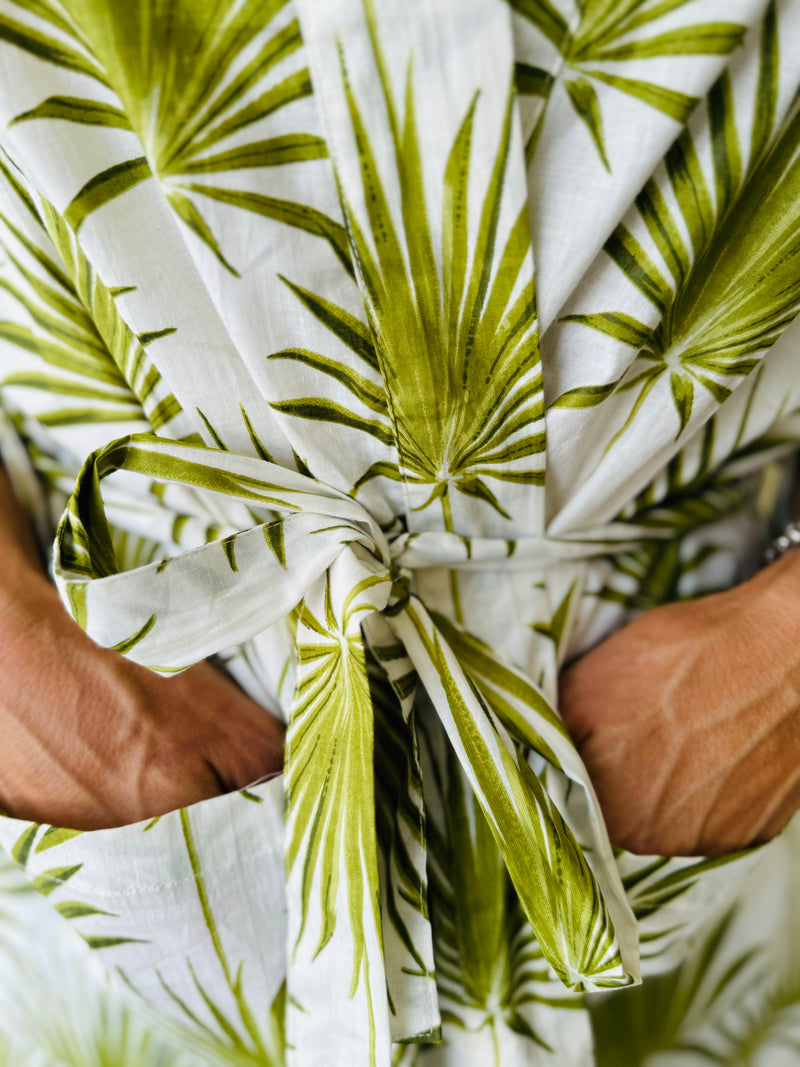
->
[0,0,799,1064]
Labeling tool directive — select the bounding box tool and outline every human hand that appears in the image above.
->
[0,570,285,830]
[0,465,284,831]
[558,551,800,857]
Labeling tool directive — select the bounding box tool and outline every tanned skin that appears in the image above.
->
[0,463,284,831]
[560,550,800,856]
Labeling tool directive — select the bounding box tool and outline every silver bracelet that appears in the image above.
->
[762,520,800,566]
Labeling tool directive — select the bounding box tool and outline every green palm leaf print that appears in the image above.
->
[367,642,437,1031]
[393,600,634,992]
[0,160,182,434]
[0,0,350,274]
[273,3,544,533]
[422,736,565,1049]
[284,563,394,1064]
[6,822,145,953]
[512,0,745,168]
[285,580,383,967]
[555,4,800,447]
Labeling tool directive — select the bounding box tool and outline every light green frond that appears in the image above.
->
[583,23,744,62]
[178,809,278,1060]
[605,225,671,312]
[507,0,569,49]
[365,642,436,1028]
[551,379,622,409]
[277,276,375,366]
[191,187,353,275]
[512,0,745,168]
[269,350,388,415]
[180,134,327,174]
[665,127,714,255]
[64,157,152,232]
[10,94,132,128]
[430,609,569,770]
[32,864,83,896]
[514,62,553,98]
[750,0,778,165]
[166,192,240,276]
[586,899,800,1067]
[558,4,799,443]
[421,727,571,1045]
[396,602,632,992]
[284,568,392,1057]
[3,0,346,272]
[561,311,652,347]
[270,398,395,446]
[564,78,610,170]
[35,826,83,853]
[0,5,105,82]
[0,183,184,439]
[278,13,543,530]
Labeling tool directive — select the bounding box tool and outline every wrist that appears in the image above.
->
[739,548,800,661]
[761,544,800,592]
[0,462,47,575]
[0,560,60,644]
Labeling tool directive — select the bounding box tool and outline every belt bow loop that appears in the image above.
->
[54,433,641,1065]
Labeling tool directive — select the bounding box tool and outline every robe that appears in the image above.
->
[0,0,799,1063]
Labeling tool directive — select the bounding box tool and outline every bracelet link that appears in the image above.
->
[762,520,800,566]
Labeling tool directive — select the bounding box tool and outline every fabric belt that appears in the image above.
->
[54,432,646,1065]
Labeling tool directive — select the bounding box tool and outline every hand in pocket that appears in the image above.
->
[0,568,285,831]
[558,551,800,857]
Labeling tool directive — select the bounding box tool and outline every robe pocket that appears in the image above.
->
[0,778,288,1050]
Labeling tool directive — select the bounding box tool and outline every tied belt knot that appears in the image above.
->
[55,432,659,1065]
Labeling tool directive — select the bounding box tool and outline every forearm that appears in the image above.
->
[559,548,800,856]
[0,460,284,830]
[0,461,48,592]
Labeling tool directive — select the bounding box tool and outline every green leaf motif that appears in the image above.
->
[422,733,564,1042]
[11,95,132,128]
[82,935,148,950]
[512,0,746,168]
[10,823,41,866]
[582,71,698,124]
[64,157,151,231]
[557,3,800,446]
[2,0,347,272]
[166,191,240,277]
[508,0,568,49]
[173,808,279,1056]
[0,182,182,440]
[366,644,435,1021]
[32,865,83,897]
[284,563,394,1061]
[110,613,157,653]
[587,23,744,62]
[551,380,621,409]
[275,8,545,536]
[35,826,83,853]
[0,10,105,81]
[564,78,610,170]
[514,62,554,98]
[394,601,633,992]
[285,577,382,961]
[562,311,652,347]
[55,900,116,919]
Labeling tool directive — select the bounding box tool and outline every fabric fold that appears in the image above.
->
[53,429,642,1062]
